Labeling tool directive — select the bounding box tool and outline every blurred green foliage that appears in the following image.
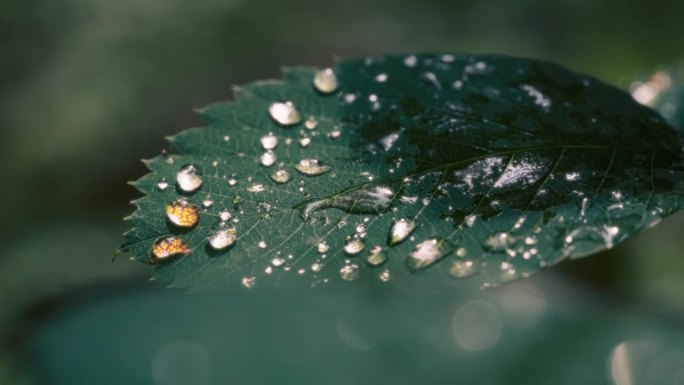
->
[1,0,683,383]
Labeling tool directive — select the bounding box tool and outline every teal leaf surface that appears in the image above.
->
[121,54,684,290]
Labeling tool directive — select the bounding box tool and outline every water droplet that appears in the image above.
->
[339,264,360,281]
[311,262,323,273]
[455,247,467,257]
[299,137,311,147]
[298,185,394,219]
[295,159,331,176]
[375,73,388,83]
[404,55,418,67]
[344,238,365,256]
[313,68,339,94]
[260,133,278,150]
[407,238,448,270]
[329,129,341,139]
[208,226,237,251]
[379,269,391,282]
[388,218,418,245]
[176,164,203,193]
[258,240,267,249]
[241,276,256,288]
[268,101,302,126]
[317,241,330,253]
[157,179,169,191]
[202,197,214,208]
[304,117,318,130]
[482,232,514,252]
[228,178,238,186]
[271,257,285,267]
[151,237,190,263]
[219,210,232,222]
[247,183,266,193]
[260,151,277,167]
[367,246,387,266]
[270,169,292,184]
[166,199,199,228]
[449,260,479,278]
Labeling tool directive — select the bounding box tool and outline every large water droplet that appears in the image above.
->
[407,238,448,270]
[151,236,190,263]
[339,264,360,281]
[295,158,331,176]
[166,199,199,228]
[313,68,339,94]
[388,218,418,245]
[270,169,292,184]
[208,226,237,251]
[260,133,278,150]
[367,246,387,266]
[176,164,203,193]
[344,238,365,256]
[449,260,479,279]
[268,101,302,126]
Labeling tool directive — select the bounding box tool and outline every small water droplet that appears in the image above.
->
[304,117,318,130]
[228,178,238,186]
[375,73,388,82]
[176,164,203,193]
[270,169,292,184]
[247,183,266,193]
[299,137,311,147]
[271,257,285,267]
[407,238,448,270]
[241,276,256,288]
[260,133,278,150]
[202,197,214,208]
[157,179,169,191]
[388,218,418,245]
[379,269,391,282]
[208,226,237,251]
[295,159,331,176]
[482,232,514,252]
[449,260,479,278]
[151,236,190,263]
[329,129,341,139]
[344,238,365,256]
[313,68,339,94]
[258,240,267,249]
[340,264,360,281]
[318,241,330,254]
[311,262,323,273]
[260,151,277,167]
[404,55,418,67]
[367,246,387,266]
[166,199,199,228]
[268,101,302,126]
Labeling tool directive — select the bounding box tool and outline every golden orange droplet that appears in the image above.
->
[151,236,190,263]
[166,199,199,228]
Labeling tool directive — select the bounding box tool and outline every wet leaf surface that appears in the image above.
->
[121,54,684,290]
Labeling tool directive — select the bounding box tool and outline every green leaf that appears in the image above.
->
[120,54,684,290]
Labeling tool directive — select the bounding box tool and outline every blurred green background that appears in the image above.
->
[1,0,683,384]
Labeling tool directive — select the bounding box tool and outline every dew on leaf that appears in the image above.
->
[151,236,190,263]
[313,68,339,94]
[375,73,388,83]
[270,169,292,184]
[202,197,214,208]
[403,55,418,67]
[247,183,266,193]
[367,246,387,266]
[241,276,256,288]
[317,241,330,254]
[304,117,318,130]
[343,238,365,256]
[228,178,238,186]
[449,260,479,279]
[260,151,277,167]
[271,257,285,267]
[388,218,418,245]
[166,199,200,228]
[311,262,323,273]
[294,158,331,176]
[208,226,237,251]
[298,185,394,219]
[379,269,391,282]
[299,137,311,147]
[156,179,169,191]
[268,101,302,126]
[482,232,515,252]
[407,238,448,270]
[339,264,360,281]
[219,210,232,222]
[176,164,203,193]
[258,240,267,249]
[260,133,278,150]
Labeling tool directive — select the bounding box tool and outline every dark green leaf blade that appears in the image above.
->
[121,54,684,290]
